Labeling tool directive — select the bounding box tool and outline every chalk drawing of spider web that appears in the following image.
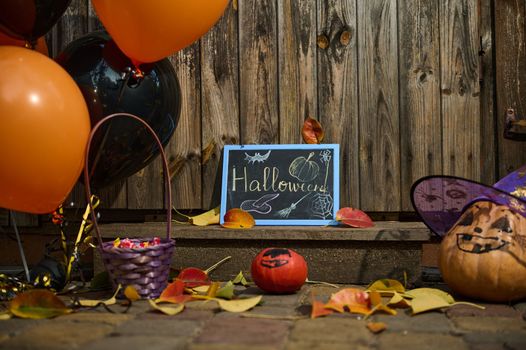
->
[310,193,333,219]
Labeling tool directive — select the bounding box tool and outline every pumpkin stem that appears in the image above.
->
[305,278,339,289]
[306,152,314,161]
[204,256,232,275]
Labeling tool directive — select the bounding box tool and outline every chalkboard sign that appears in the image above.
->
[220,144,340,225]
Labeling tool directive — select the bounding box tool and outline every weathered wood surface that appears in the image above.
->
[317,0,359,209]
[278,1,317,144]
[167,43,203,209]
[81,221,432,242]
[358,0,400,211]
[201,3,240,209]
[399,0,441,211]
[478,0,497,185]
[239,0,279,145]
[495,0,526,177]
[7,0,521,219]
[440,0,481,179]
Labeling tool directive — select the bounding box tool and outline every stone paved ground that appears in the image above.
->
[1,284,526,350]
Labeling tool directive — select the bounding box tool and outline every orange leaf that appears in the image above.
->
[326,288,371,315]
[9,290,72,319]
[302,117,324,144]
[222,208,255,229]
[310,292,334,319]
[124,285,141,301]
[336,207,374,228]
[311,300,334,318]
[366,322,387,334]
[159,279,193,303]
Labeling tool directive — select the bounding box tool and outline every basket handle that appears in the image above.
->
[84,113,172,247]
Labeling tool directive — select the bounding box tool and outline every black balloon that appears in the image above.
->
[0,0,71,43]
[56,32,181,188]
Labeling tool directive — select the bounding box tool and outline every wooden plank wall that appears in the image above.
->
[4,0,526,225]
[495,0,526,176]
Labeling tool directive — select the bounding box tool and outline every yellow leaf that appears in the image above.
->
[9,290,72,319]
[409,292,451,315]
[190,207,220,226]
[216,295,262,313]
[367,279,405,294]
[366,291,397,317]
[405,288,455,304]
[148,299,185,316]
[387,291,412,308]
[124,285,141,301]
[0,311,12,320]
[78,285,121,307]
[192,285,210,294]
[206,282,221,298]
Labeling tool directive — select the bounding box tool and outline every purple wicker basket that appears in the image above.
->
[84,113,175,299]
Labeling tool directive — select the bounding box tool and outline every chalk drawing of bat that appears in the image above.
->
[245,150,271,164]
[240,193,280,214]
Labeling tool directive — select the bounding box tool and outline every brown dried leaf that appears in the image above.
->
[302,117,324,144]
[9,290,72,319]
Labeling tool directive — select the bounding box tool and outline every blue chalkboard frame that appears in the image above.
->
[220,144,340,226]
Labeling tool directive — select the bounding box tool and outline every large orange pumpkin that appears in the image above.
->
[439,201,526,302]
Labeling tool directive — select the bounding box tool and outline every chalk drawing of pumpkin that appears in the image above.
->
[289,152,320,182]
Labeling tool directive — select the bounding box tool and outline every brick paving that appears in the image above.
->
[1,284,526,350]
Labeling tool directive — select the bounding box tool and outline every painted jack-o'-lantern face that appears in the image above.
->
[439,201,526,302]
[259,248,292,269]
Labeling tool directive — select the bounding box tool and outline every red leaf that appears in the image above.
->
[335,207,374,228]
[177,268,211,288]
[302,117,324,144]
[159,279,193,303]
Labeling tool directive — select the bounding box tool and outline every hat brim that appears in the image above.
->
[411,175,526,237]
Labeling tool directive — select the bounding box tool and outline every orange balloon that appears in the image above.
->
[92,0,228,63]
[0,30,48,56]
[0,46,90,214]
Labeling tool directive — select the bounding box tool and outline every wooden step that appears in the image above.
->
[93,221,432,285]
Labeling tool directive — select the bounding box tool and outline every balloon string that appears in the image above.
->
[88,123,113,180]
[10,212,30,282]
[117,70,132,103]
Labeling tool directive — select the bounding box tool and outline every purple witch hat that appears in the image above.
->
[411,165,526,237]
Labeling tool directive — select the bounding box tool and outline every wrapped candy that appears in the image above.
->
[112,237,162,249]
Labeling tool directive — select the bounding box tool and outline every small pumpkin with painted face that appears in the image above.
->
[251,248,308,294]
[439,201,526,302]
